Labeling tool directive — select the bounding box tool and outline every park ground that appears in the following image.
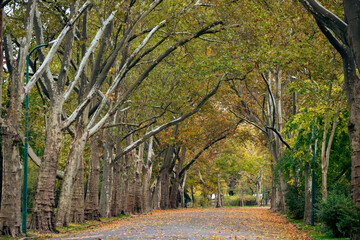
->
[26,207,315,240]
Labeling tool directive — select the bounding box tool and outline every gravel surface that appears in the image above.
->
[49,207,310,240]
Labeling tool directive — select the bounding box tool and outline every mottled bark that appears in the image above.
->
[190,185,195,207]
[142,137,154,213]
[99,127,114,218]
[126,172,136,214]
[170,147,186,209]
[179,171,187,208]
[29,103,63,231]
[270,175,276,210]
[134,146,143,214]
[304,162,312,225]
[322,109,339,201]
[160,146,174,209]
[125,136,136,215]
[119,136,132,213]
[69,159,85,223]
[216,172,222,208]
[30,1,78,230]
[110,156,121,217]
[256,182,261,207]
[0,120,22,236]
[56,128,88,227]
[84,133,102,221]
[0,57,23,236]
[152,177,161,210]
[0,0,35,236]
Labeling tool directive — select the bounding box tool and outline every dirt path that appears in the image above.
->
[49,207,311,240]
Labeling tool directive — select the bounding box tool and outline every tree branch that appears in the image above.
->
[298,0,347,44]
[113,79,223,161]
[266,126,292,150]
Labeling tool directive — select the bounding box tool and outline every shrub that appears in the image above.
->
[317,192,359,238]
[285,185,305,220]
[222,195,257,206]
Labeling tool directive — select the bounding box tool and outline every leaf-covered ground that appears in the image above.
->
[48,207,311,239]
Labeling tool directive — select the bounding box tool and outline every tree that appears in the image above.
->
[297,1,360,237]
[0,0,36,236]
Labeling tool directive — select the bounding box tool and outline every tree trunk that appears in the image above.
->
[0,1,35,235]
[170,147,186,209]
[160,145,174,209]
[69,159,85,223]
[29,103,63,231]
[322,109,340,201]
[270,170,276,210]
[84,133,102,221]
[110,156,121,217]
[134,144,143,214]
[120,136,134,214]
[126,172,136,214]
[56,129,88,227]
[216,172,222,208]
[125,136,137,215]
[190,185,195,207]
[0,115,22,236]
[179,171,187,208]
[152,177,161,210]
[304,161,312,225]
[241,186,245,207]
[99,127,114,218]
[0,64,23,236]
[256,182,261,207]
[142,137,154,213]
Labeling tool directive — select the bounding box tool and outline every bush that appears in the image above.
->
[285,185,305,220]
[317,192,359,238]
[222,195,257,206]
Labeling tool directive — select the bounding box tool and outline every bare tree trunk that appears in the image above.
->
[84,133,102,221]
[199,170,208,206]
[241,185,245,207]
[216,172,222,208]
[56,127,88,227]
[142,137,154,213]
[170,147,186,209]
[125,137,136,214]
[110,156,121,217]
[134,144,143,214]
[0,0,35,236]
[190,185,195,207]
[29,103,63,231]
[256,181,261,207]
[322,109,340,201]
[120,136,133,214]
[304,161,312,225]
[126,171,136,214]
[160,145,174,209]
[0,116,22,236]
[179,171,187,208]
[69,159,85,223]
[270,170,276,210]
[119,165,128,213]
[152,178,161,210]
[99,127,114,218]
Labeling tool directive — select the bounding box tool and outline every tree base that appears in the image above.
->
[0,226,23,237]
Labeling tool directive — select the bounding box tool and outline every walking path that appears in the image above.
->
[49,207,311,240]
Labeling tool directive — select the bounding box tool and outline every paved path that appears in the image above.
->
[49,208,310,240]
